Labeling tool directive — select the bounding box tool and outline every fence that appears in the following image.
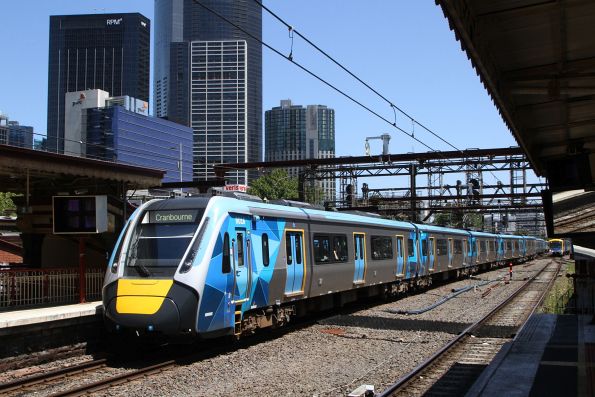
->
[0,267,104,310]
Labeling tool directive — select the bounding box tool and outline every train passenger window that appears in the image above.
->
[262,233,269,267]
[313,235,331,263]
[237,233,244,267]
[222,233,231,273]
[286,235,293,265]
[453,240,463,254]
[422,240,428,256]
[371,236,393,260]
[436,239,448,256]
[332,235,348,262]
[408,239,415,257]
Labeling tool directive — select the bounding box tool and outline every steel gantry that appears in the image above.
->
[213,147,546,235]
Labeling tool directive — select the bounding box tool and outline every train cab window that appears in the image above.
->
[222,233,231,273]
[408,239,415,257]
[332,235,348,262]
[436,239,448,256]
[262,233,270,267]
[313,235,331,263]
[371,236,393,260]
[453,240,463,254]
[236,233,244,267]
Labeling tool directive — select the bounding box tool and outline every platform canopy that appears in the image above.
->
[0,144,165,196]
[437,0,595,191]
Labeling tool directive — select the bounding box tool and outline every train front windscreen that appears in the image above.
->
[124,209,204,278]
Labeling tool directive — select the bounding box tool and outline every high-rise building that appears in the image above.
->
[265,100,336,203]
[154,0,262,184]
[47,13,150,154]
[8,122,34,149]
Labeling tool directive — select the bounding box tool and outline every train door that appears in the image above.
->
[353,233,366,284]
[233,228,250,303]
[395,235,405,277]
[428,237,435,271]
[284,230,305,296]
[448,238,454,268]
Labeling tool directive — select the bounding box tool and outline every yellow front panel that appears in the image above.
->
[116,296,167,315]
[115,279,173,315]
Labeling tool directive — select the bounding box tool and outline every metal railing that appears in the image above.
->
[0,267,104,310]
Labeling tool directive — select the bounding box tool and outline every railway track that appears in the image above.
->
[0,358,108,396]
[378,259,561,397]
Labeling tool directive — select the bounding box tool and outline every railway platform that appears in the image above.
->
[466,313,594,397]
[0,301,102,331]
[0,302,103,357]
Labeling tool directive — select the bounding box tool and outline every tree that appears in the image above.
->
[0,192,17,216]
[248,169,299,201]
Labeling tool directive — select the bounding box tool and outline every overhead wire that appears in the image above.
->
[195,0,507,188]
[253,0,462,153]
[190,0,437,153]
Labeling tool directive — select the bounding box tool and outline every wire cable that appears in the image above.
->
[254,0,462,153]
[191,0,437,152]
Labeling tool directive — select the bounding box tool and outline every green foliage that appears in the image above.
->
[0,192,17,216]
[248,169,299,201]
[432,211,483,229]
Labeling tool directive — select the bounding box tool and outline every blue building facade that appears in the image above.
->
[8,122,34,149]
[84,106,193,183]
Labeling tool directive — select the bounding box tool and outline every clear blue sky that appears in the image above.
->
[0,1,536,187]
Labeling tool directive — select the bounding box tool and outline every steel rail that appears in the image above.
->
[0,358,108,394]
[377,259,560,397]
[51,360,177,397]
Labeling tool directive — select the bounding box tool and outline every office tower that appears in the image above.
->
[8,122,34,149]
[47,13,150,153]
[154,0,262,184]
[265,100,336,203]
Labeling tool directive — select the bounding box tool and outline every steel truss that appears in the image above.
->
[214,147,546,235]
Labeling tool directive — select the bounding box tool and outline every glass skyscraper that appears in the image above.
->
[47,13,150,154]
[154,0,262,184]
[265,100,336,203]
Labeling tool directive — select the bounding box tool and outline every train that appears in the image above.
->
[548,238,572,257]
[102,194,548,340]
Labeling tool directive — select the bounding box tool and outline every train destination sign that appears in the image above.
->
[148,210,200,224]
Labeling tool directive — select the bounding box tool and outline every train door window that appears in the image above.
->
[480,241,486,254]
[236,233,244,267]
[286,235,293,265]
[262,233,270,267]
[358,236,364,260]
[313,235,331,263]
[222,233,231,273]
[408,238,415,257]
[396,236,404,260]
[422,239,428,256]
[295,234,302,264]
[333,235,348,262]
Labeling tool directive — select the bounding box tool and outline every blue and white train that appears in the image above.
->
[102,195,547,339]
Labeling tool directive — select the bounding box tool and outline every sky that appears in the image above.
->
[0,1,539,188]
